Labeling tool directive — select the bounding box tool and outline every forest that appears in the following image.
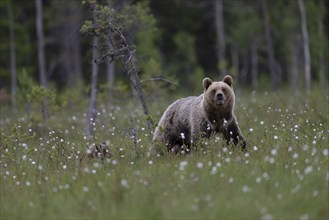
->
[1,0,329,219]
[0,0,328,100]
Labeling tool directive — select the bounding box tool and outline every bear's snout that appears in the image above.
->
[215,92,225,104]
[216,93,224,100]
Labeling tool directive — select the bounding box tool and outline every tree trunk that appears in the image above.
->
[107,61,115,105]
[297,0,311,92]
[251,39,258,88]
[7,2,17,107]
[214,0,226,78]
[261,0,278,90]
[317,19,326,89]
[124,59,153,131]
[35,0,47,88]
[35,0,48,121]
[86,36,99,138]
[298,0,311,92]
[84,1,153,132]
[56,0,82,87]
[68,0,82,86]
[290,34,300,94]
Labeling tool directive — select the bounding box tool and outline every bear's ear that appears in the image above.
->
[223,75,233,87]
[203,78,212,91]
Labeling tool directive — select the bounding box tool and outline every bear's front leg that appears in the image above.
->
[223,121,246,150]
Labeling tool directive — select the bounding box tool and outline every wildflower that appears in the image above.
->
[263,172,270,180]
[210,166,217,175]
[196,162,203,169]
[304,166,313,175]
[179,161,188,171]
[299,214,308,220]
[242,185,251,193]
[291,184,301,194]
[261,214,273,220]
[271,149,277,156]
[121,179,129,188]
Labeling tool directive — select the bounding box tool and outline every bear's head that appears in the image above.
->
[202,75,235,112]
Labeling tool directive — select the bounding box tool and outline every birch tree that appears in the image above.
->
[106,60,115,105]
[298,0,311,92]
[35,0,48,120]
[86,35,99,137]
[262,0,278,90]
[35,0,47,88]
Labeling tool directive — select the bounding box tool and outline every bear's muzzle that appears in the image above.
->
[215,93,225,105]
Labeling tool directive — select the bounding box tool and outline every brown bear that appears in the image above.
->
[153,75,246,154]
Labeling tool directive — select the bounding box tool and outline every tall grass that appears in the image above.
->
[1,88,328,219]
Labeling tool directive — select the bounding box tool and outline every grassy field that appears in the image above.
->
[1,88,328,219]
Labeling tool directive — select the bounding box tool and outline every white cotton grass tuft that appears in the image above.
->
[179,161,188,171]
[196,162,203,169]
[121,179,129,188]
[304,165,313,175]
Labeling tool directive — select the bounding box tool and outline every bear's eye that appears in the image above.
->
[222,88,226,93]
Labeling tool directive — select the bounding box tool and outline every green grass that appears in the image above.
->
[1,88,328,219]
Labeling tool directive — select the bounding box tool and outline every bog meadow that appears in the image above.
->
[1,0,328,219]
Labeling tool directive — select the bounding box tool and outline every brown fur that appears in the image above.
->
[153,75,246,154]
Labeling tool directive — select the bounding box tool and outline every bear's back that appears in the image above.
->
[166,95,203,118]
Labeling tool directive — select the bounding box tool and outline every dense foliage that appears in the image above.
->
[0,0,328,98]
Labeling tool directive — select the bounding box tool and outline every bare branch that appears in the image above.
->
[140,77,179,87]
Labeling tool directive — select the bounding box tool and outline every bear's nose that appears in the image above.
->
[216,93,224,101]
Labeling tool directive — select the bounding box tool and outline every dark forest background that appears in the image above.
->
[0,0,328,108]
